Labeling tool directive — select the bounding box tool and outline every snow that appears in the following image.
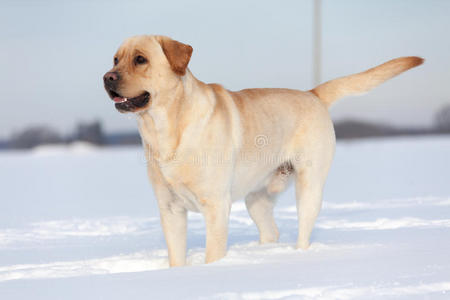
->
[0,136,449,299]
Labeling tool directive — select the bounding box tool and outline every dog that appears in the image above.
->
[103,35,423,266]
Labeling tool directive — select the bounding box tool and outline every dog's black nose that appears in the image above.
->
[103,72,120,84]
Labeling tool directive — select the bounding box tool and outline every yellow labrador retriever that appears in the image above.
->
[103,35,423,266]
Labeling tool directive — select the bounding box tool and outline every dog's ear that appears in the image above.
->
[159,37,193,76]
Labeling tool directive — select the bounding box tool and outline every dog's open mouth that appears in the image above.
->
[107,90,150,112]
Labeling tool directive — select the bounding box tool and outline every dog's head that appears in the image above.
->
[103,35,193,113]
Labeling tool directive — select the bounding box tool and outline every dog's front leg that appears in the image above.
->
[203,199,230,264]
[158,201,187,267]
[147,160,187,267]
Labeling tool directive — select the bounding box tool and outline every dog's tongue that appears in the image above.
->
[114,97,127,103]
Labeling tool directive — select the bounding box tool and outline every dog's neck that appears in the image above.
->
[137,70,215,162]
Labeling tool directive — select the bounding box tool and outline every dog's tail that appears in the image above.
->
[310,56,424,108]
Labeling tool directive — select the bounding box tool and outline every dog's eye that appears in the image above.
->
[114,57,119,65]
[135,55,147,65]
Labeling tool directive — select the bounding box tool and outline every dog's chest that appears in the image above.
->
[158,160,204,211]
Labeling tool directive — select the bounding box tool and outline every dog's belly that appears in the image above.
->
[230,151,286,201]
[157,151,280,210]
[230,172,271,201]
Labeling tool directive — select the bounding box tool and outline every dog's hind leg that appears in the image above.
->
[293,135,334,250]
[294,169,325,249]
[245,189,279,244]
[245,163,293,244]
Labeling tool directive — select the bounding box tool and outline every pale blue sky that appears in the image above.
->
[0,0,449,138]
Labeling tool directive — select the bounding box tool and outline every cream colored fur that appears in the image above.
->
[104,35,423,266]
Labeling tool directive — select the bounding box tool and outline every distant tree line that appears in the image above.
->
[335,104,450,139]
[0,105,449,150]
[3,121,141,150]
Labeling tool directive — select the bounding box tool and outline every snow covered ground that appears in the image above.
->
[0,137,449,299]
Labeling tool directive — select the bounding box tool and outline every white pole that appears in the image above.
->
[313,0,322,86]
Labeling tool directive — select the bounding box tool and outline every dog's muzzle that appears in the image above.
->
[103,72,150,112]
